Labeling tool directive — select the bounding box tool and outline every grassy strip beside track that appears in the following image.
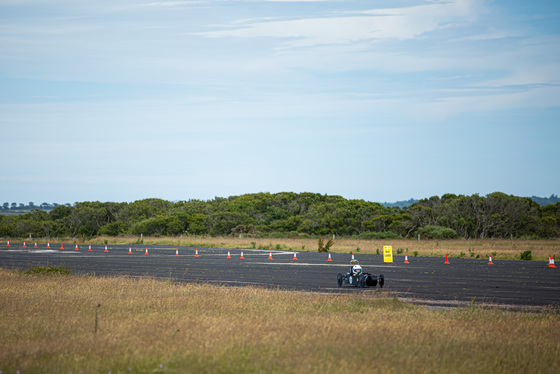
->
[10,236,559,261]
[1,268,559,374]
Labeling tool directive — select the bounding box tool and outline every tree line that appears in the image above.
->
[1,202,64,211]
[0,192,558,240]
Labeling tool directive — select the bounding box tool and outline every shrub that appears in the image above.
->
[98,222,128,236]
[24,264,72,276]
[416,225,459,240]
[520,250,532,261]
[413,251,419,257]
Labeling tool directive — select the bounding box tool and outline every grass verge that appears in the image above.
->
[1,268,559,373]
[62,236,560,261]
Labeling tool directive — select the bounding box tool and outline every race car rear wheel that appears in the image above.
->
[365,274,377,287]
[379,274,385,288]
[337,273,343,287]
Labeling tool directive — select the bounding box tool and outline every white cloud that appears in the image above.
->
[197,0,480,47]
[133,1,206,8]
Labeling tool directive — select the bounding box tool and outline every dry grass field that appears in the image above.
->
[1,268,559,374]
[81,236,560,261]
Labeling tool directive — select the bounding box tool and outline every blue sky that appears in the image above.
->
[1,0,559,205]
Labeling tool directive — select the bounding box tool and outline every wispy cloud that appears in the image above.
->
[133,1,206,8]
[197,0,480,47]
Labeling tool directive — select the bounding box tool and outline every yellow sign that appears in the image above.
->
[383,245,393,263]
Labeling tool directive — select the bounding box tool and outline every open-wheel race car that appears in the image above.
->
[337,264,384,288]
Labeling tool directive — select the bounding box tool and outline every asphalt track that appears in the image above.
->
[1,242,559,310]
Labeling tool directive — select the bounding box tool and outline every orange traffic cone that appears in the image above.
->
[268,251,273,260]
[327,252,332,262]
[488,255,494,265]
[240,250,244,259]
[292,251,298,261]
[104,245,108,253]
[60,242,64,250]
[404,254,410,264]
[548,255,556,269]
[47,242,50,249]
[23,241,26,248]
[175,248,179,257]
[88,244,92,252]
[128,246,132,255]
[145,248,149,255]
[6,241,9,247]
[227,250,231,259]
[444,254,450,264]
[195,249,199,257]
[75,244,79,251]
[351,253,356,263]
[34,242,38,248]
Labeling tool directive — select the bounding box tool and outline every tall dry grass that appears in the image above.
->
[1,268,559,373]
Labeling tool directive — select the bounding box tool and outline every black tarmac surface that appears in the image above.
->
[1,242,559,309]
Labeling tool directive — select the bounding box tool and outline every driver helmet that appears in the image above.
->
[352,265,362,274]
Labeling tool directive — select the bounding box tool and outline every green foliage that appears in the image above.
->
[520,250,532,261]
[205,212,254,236]
[24,264,72,276]
[132,215,184,236]
[413,251,419,257]
[49,205,72,220]
[416,225,459,239]
[98,222,128,236]
[1,192,558,239]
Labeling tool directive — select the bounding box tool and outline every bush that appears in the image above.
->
[416,225,459,239]
[24,264,72,276]
[98,222,128,236]
[520,250,532,261]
